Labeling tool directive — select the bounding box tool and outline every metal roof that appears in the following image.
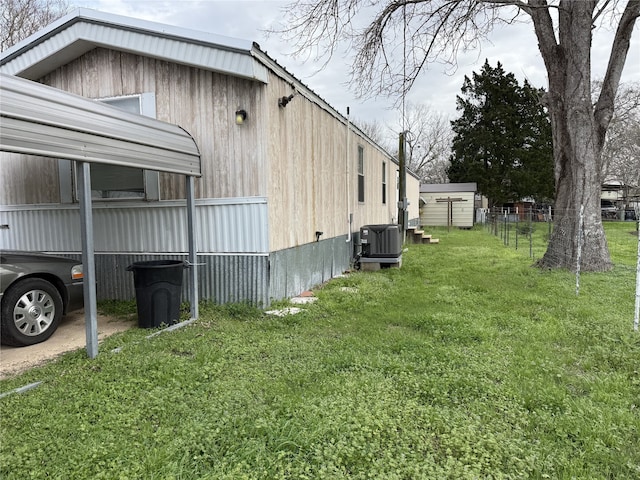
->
[420,183,477,193]
[0,73,201,176]
[0,8,268,83]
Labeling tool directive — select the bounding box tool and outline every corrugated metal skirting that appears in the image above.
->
[0,199,268,253]
[88,253,269,306]
[54,238,350,306]
[1,202,352,306]
[269,236,352,300]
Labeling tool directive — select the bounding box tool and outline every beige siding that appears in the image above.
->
[37,48,267,202]
[265,72,404,251]
[0,153,60,205]
[419,191,475,227]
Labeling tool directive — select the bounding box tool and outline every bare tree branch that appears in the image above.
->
[593,0,615,23]
[1,0,69,51]
[273,0,531,101]
[595,80,640,184]
[393,102,453,183]
[594,0,640,148]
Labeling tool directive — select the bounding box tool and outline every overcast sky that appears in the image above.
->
[78,0,639,142]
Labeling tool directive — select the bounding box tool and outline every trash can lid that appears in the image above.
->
[127,260,185,271]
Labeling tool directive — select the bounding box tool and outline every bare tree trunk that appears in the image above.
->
[537,1,611,271]
[530,0,638,271]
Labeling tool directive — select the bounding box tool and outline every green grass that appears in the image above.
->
[1,224,639,479]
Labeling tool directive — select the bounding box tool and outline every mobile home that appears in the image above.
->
[0,9,420,305]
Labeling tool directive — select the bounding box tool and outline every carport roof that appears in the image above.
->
[0,73,201,176]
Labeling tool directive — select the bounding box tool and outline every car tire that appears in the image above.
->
[0,278,63,347]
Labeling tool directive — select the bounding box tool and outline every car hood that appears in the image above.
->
[1,251,80,266]
[0,251,82,294]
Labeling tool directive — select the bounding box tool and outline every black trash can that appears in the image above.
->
[127,260,185,328]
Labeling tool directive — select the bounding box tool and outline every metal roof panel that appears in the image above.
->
[0,73,201,176]
[420,183,478,193]
[0,9,268,83]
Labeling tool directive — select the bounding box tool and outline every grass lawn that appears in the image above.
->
[1,224,639,479]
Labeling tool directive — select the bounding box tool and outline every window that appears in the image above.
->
[89,163,145,199]
[382,161,387,204]
[358,145,365,203]
[91,95,159,200]
[60,93,159,202]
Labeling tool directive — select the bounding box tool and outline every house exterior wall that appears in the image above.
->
[265,71,407,252]
[1,45,419,304]
[39,48,267,201]
[0,153,61,205]
[1,48,267,204]
[0,198,271,305]
[0,199,268,253]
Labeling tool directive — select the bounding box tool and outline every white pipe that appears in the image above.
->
[346,106,351,243]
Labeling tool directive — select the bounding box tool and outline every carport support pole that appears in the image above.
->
[186,175,199,320]
[77,161,98,358]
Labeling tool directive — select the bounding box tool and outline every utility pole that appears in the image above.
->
[397,131,407,235]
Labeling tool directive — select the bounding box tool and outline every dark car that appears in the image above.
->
[601,200,618,220]
[1,252,83,347]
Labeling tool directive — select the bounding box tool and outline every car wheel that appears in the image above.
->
[0,278,63,346]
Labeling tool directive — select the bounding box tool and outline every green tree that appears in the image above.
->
[447,61,553,207]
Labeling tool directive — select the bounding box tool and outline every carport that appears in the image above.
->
[0,73,202,358]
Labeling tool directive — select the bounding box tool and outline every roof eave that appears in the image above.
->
[0,8,268,83]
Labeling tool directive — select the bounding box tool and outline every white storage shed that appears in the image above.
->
[419,183,477,228]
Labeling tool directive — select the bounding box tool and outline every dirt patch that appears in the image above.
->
[0,311,135,379]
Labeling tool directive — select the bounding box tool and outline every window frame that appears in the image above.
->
[382,161,387,205]
[357,145,365,203]
[58,92,159,203]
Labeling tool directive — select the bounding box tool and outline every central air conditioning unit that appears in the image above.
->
[359,224,402,265]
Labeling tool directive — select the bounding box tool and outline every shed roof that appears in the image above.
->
[420,183,477,194]
[0,73,201,176]
[0,8,268,82]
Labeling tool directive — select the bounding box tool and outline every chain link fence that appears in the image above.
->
[478,206,554,262]
[477,206,640,331]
